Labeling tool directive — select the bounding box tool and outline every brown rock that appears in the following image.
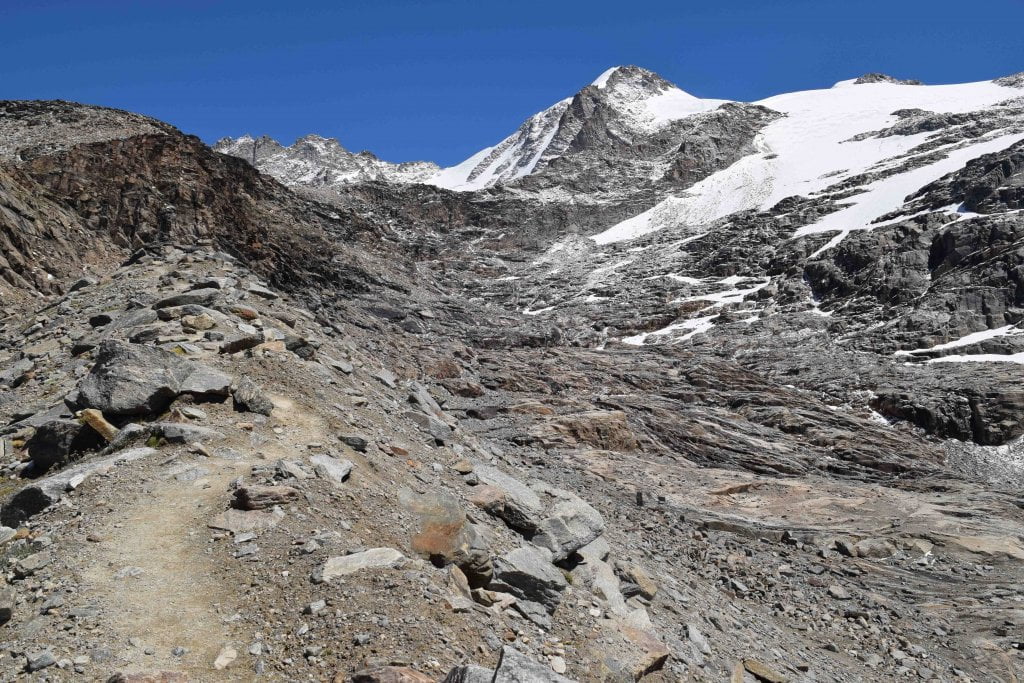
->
[231,485,299,510]
[106,673,188,683]
[79,408,120,442]
[536,410,638,451]
[743,658,788,683]
[350,667,434,683]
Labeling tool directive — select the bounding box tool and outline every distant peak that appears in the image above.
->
[591,66,622,89]
[852,73,924,86]
[993,71,1024,88]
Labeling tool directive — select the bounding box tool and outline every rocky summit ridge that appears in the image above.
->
[0,64,1023,682]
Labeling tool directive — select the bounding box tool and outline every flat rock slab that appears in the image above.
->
[315,548,405,583]
[207,508,284,534]
[1,446,157,526]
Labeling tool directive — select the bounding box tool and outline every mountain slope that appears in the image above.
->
[3,73,1024,682]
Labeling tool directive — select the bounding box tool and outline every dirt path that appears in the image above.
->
[80,455,251,679]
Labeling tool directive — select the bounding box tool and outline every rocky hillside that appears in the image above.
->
[0,67,1023,683]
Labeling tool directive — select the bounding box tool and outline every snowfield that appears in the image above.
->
[592,78,1023,245]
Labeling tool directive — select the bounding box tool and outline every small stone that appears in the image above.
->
[213,645,237,670]
[828,585,850,600]
[26,650,57,672]
[304,600,327,615]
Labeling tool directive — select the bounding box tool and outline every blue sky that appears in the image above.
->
[2,0,1021,165]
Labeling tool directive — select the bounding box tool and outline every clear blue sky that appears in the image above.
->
[2,0,1021,165]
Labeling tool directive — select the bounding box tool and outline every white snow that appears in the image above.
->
[674,277,771,305]
[621,314,719,345]
[522,305,555,316]
[592,67,620,89]
[896,325,1022,356]
[927,352,1024,365]
[794,131,1024,239]
[592,79,1022,245]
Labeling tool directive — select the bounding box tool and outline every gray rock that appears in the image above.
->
[77,341,191,416]
[443,665,495,683]
[0,587,15,624]
[232,485,299,510]
[25,650,56,672]
[532,497,605,562]
[25,418,104,472]
[178,365,233,398]
[310,454,353,484]
[1,447,157,526]
[315,548,405,583]
[687,623,712,656]
[14,551,52,578]
[247,283,279,299]
[512,599,552,629]
[338,435,368,452]
[152,423,224,444]
[489,546,567,613]
[493,646,574,683]
[232,377,274,415]
[473,464,544,534]
[219,330,265,354]
[404,410,452,444]
[371,369,397,388]
[153,287,221,309]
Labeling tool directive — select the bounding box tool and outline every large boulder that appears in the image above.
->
[314,548,406,583]
[471,464,545,534]
[532,495,605,562]
[232,377,274,415]
[489,546,567,613]
[25,419,104,472]
[399,488,492,587]
[493,646,575,683]
[77,341,192,416]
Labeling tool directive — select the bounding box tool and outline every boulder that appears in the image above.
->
[232,377,274,415]
[532,496,605,562]
[471,465,544,534]
[151,423,224,444]
[489,546,567,613]
[1,447,157,526]
[351,666,434,683]
[404,410,452,444]
[399,488,492,586]
[178,365,232,398]
[442,665,494,683]
[310,454,353,485]
[25,418,104,472]
[77,341,191,416]
[493,646,574,683]
[153,288,221,309]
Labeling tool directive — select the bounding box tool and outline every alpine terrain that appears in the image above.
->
[1,65,1023,682]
